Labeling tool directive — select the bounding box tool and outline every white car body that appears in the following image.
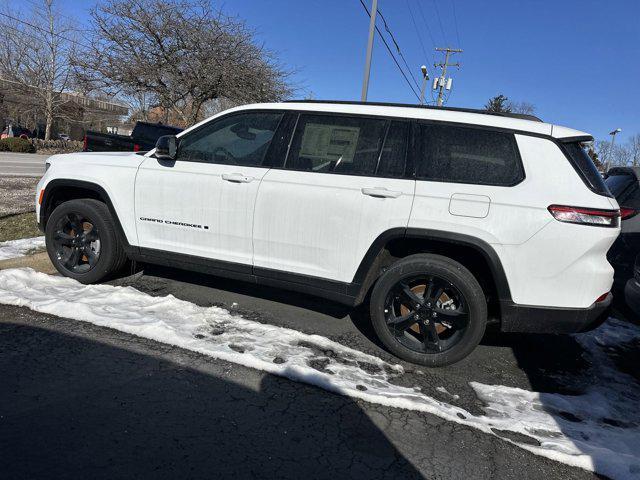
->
[37,101,618,333]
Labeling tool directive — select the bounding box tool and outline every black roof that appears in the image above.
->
[284,100,543,122]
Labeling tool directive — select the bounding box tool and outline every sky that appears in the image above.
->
[55,0,639,143]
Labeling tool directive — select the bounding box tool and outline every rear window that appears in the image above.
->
[562,142,611,197]
[416,124,523,186]
[605,173,636,199]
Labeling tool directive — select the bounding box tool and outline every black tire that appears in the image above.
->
[45,199,127,284]
[369,254,487,367]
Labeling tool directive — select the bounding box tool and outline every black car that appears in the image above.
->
[604,167,640,317]
[624,254,640,317]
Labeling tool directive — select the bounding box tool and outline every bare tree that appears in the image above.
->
[0,0,78,139]
[74,0,294,127]
[613,144,632,167]
[596,139,613,168]
[628,134,640,167]
[508,101,536,116]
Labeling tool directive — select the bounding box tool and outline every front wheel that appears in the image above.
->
[45,199,127,283]
[370,254,487,367]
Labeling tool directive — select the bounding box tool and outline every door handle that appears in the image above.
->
[361,187,402,198]
[222,173,254,183]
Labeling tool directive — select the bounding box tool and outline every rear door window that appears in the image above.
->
[285,114,408,177]
[286,114,386,176]
[416,124,523,186]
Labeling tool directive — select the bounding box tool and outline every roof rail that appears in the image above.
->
[284,99,543,122]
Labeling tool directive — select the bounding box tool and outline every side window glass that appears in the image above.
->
[286,114,386,176]
[416,124,524,186]
[177,112,282,166]
[376,121,408,178]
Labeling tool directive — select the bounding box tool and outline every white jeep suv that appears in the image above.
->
[36,101,619,366]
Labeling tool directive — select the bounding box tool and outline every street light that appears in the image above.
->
[605,128,622,172]
[419,65,429,105]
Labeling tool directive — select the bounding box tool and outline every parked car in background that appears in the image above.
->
[58,133,71,141]
[605,167,640,318]
[624,254,640,318]
[37,101,619,366]
[1,125,32,139]
[83,121,183,153]
[605,168,640,277]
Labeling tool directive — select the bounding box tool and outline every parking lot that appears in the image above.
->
[1,262,638,479]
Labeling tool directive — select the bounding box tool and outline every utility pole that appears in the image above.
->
[433,47,462,107]
[361,0,378,102]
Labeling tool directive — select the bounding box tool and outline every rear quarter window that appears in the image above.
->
[416,124,523,186]
[561,142,611,197]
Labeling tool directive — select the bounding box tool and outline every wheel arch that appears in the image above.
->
[352,228,513,311]
[40,179,133,251]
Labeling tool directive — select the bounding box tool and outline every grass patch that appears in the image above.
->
[0,212,41,242]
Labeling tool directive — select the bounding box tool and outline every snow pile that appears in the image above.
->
[0,236,46,261]
[472,319,640,479]
[0,267,638,478]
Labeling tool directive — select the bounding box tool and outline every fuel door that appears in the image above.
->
[448,193,491,218]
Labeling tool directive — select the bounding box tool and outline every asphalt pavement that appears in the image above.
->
[0,259,608,479]
[0,303,594,480]
[0,152,49,177]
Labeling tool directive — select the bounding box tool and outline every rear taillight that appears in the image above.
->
[133,144,140,152]
[548,205,620,228]
[595,292,609,303]
[620,207,638,220]
[83,135,87,151]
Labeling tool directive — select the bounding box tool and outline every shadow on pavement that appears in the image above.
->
[127,263,353,319]
[0,321,422,479]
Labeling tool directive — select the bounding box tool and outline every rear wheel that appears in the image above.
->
[46,199,127,283]
[370,254,487,367]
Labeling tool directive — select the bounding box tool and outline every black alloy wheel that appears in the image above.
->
[384,275,469,354]
[370,254,487,367]
[45,199,128,284]
[51,212,101,274]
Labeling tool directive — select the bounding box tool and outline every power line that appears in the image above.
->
[451,0,461,48]
[0,11,92,51]
[405,0,433,68]
[22,0,92,32]
[431,0,448,46]
[358,0,420,101]
[375,7,421,92]
[413,0,438,51]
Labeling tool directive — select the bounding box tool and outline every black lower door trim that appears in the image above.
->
[132,248,359,306]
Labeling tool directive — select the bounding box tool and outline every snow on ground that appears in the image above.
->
[0,236,45,260]
[0,267,638,479]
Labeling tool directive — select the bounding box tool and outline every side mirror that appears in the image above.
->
[155,135,178,161]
